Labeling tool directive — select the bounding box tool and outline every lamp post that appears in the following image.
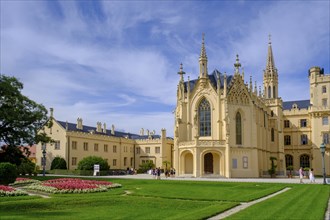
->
[320,143,326,185]
[42,144,46,177]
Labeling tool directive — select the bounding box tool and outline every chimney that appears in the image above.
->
[140,128,144,136]
[161,128,166,139]
[146,129,150,136]
[111,124,115,135]
[96,122,102,132]
[103,123,107,134]
[76,118,83,130]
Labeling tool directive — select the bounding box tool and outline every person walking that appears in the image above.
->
[299,167,304,183]
[309,168,315,183]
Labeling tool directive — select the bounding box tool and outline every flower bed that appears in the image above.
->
[24,178,121,194]
[0,185,28,197]
[10,177,40,186]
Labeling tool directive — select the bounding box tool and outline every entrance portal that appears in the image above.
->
[204,153,213,174]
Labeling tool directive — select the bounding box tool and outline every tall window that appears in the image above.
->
[300,155,310,168]
[113,159,117,166]
[242,156,248,169]
[83,142,88,151]
[155,147,160,154]
[284,135,291,145]
[130,157,133,166]
[104,144,108,152]
[72,141,77,150]
[284,120,290,128]
[322,86,327,93]
[301,134,308,145]
[285,154,293,167]
[300,119,307,128]
[146,147,150,154]
[113,145,117,153]
[322,98,328,107]
[323,133,329,144]
[236,112,242,145]
[268,86,271,98]
[72,157,77,166]
[199,99,211,136]
[273,86,276,98]
[124,157,127,166]
[94,144,99,152]
[271,128,275,142]
[136,147,140,154]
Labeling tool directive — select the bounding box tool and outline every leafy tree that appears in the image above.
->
[0,162,17,185]
[77,156,110,171]
[17,158,35,175]
[139,161,155,173]
[0,74,52,165]
[51,157,67,170]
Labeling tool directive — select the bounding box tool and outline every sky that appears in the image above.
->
[1,0,329,137]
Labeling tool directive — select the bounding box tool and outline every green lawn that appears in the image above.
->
[0,177,329,220]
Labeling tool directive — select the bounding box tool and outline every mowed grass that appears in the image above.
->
[226,184,330,220]
[0,177,329,220]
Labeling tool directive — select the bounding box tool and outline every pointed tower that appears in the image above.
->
[263,34,278,99]
[199,33,208,78]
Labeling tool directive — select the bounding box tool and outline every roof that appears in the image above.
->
[184,69,233,93]
[56,120,164,140]
[283,100,310,110]
[57,120,138,139]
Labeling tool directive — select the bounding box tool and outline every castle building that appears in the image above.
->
[36,109,174,172]
[173,35,329,178]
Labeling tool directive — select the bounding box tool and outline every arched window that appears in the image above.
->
[236,112,242,145]
[268,86,271,98]
[271,128,275,142]
[273,86,276,98]
[285,154,293,167]
[199,98,211,136]
[300,154,310,168]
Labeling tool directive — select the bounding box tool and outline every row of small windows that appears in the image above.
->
[232,156,248,169]
[284,135,308,145]
[136,147,160,154]
[284,117,329,128]
[285,154,310,169]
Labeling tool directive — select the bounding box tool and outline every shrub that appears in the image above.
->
[17,159,35,175]
[51,157,67,170]
[139,161,155,173]
[77,156,110,171]
[0,162,18,185]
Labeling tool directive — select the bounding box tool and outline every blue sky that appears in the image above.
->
[1,0,329,137]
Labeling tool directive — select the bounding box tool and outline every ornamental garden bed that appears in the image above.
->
[1,177,121,196]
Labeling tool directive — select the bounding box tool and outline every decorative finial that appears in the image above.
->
[234,54,241,74]
[177,63,185,81]
[268,34,271,45]
[200,33,207,58]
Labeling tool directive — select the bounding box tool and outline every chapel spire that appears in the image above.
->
[263,34,278,99]
[199,33,208,78]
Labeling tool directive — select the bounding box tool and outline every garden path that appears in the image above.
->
[207,187,291,220]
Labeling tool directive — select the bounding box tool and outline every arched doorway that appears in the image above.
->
[204,153,213,174]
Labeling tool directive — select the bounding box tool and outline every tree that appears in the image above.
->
[51,157,67,170]
[138,161,155,173]
[162,160,171,171]
[77,156,110,171]
[0,162,17,185]
[0,75,52,165]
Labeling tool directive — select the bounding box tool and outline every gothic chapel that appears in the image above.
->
[173,35,285,178]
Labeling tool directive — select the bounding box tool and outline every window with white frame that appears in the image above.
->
[243,156,248,169]
[83,142,88,151]
[113,145,117,153]
[301,134,308,145]
[322,86,327,93]
[322,117,329,125]
[54,141,60,150]
[199,98,211,136]
[300,119,307,128]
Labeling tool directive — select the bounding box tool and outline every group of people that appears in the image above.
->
[149,167,176,179]
[299,167,315,183]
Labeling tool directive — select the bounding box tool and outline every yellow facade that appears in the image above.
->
[174,36,329,178]
[36,115,174,172]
